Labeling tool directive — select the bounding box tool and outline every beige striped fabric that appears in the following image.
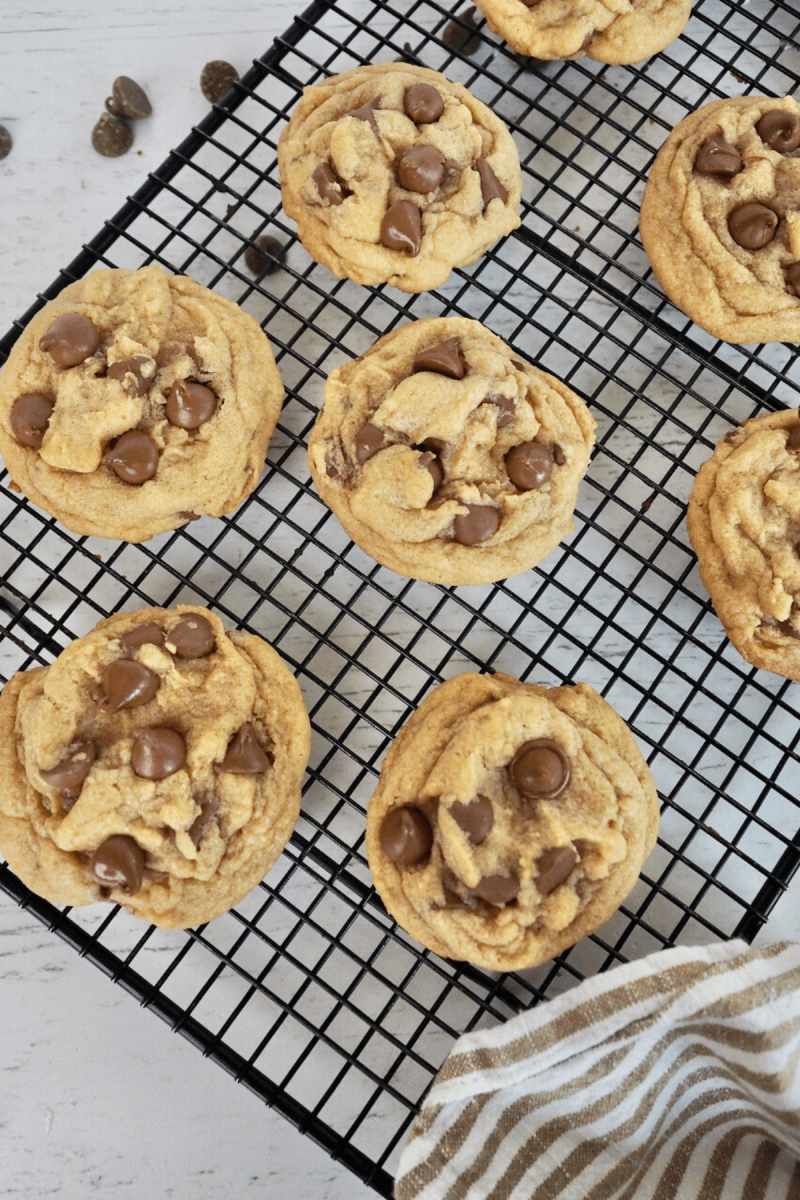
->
[395,941,800,1200]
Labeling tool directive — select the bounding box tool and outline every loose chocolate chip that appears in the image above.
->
[166,379,218,429]
[108,355,153,398]
[419,451,443,490]
[397,144,445,193]
[404,83,444,125]
[450,795,494,845]
[509,739,570,799]
[474,873,519,905]
[40,741,96,797]
[167,614,215,659]
[506,442,554,490]
[201,60,239,105]
[102,429,159,484]
[110,76,152,120]
[442,7,481,54]
[312,161,350,206]
[0,125,12,160]
[189,796,219,847]
[694,134,742,178]
[355,423,389,464]
[88,834,146,894]
[484,394,515,428]
[728,203,778,250]
[244,234,285,276]
[786,263,800,296]
[756,110,800,154]
[476,159,507,208]
[131,728,186,780]
[379,806,432,867]
[413,338,466,379]
[348,96,381,135]
[221,723,273,773]
[39,314,100,368]
[453,504,499,546]
[553,445,566,466]
[10,394,54,449]
[380,201,422,255]
[119,622,165,650]
[91,112,133,157]
[535,845,578,895]
[99,660,160,714]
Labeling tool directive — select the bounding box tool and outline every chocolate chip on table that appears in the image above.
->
[88,834,146,894]
[189,796,219,846]
[200,60,239,105]
[379,806,433,867]
[119,622,166,651]
[355,423,389,464]
[166,379,218,429]
[728,203,778,250]
[419,451,444,490]
[404,83,444,125]
[39,741,96,797]
[476,159,507,208]
[442,6,481,54]
[0,125,12,160]
[39,314,100,367]
[131,728,187,780]
[107,76,152,120]
[244,234,285,276]
[99,660,160,714]
[312,162,350,207]
[453,503,499,546]
[166,614,216,659]
[10,394,54,448]
[102,429,159,483]
[694,134,742,178]
[474,872,519,905]
[413,338,466,379]
[509,739,570,799]
[92,112,134,157]
[380,201,422,255]
[484,393,515,428]
[450,795,494,845]
[397,144,446,193]
[505,442,554,490]
[221,723,273,773]
[108,355,153,397]
[535,845,578,895]
[756,110,800,154]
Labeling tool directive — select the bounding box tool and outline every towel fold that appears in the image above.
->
[395,940,800,1200]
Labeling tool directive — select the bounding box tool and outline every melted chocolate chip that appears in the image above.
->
[99,660,160,714]
[506,442,554,490]
[221,723,273,773]
[107,356,153,397]
[356,423,389,464]
[201,60,239,105]
[786,263,800,296]
[474,873,518,906]
[189,796,219,846]
[380,201,422,255]
[413,338,466,379]
[397,144,445,193]
[88,835,146,894]
[103,429,159,484]
[484,393,515,428]
[453,504,499,546]
[756,110,800,154]
[476,159,507,208]
[10,394,54,448]
[728,203,778,250]
[348,96,381,135]
[419,451,443,490]
[787,425,800,450]
[39,314,100,367]
[119,622,165,651]
[312,161,350,206]
[166,379,218,429]
[450,795,494,845]
[109,75,152,120]
[167,614,216,659]
[509,739,570,799]
[379,806,433,867]
[39,741,96,797]
[694,134,742,178]
[131,728,186,780]
[535,845,578,895]
[404,83,444,124]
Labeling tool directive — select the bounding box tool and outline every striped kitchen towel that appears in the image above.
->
[395,940,800,1200]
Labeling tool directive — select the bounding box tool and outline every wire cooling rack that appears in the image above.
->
[2,0,800,1193]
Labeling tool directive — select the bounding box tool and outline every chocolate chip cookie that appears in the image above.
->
[0,607,311,928]
[277,63,521,293]
[366,672,659,972]
[687,408,800,679]
[473,0,691,63]
[0,265,284,540]
[307,317,595,585]
[640,96,800,344]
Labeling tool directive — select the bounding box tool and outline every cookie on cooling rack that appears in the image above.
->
[640,96,800,344]
[0,606,310,928]
[0,264,284,541]
[307,316,596,586]
[277,63,521,293]
[365,672,659,973]
[687,408,800,679]
[473,0,691,63]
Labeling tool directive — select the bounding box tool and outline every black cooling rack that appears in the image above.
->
[2,0,800,1194]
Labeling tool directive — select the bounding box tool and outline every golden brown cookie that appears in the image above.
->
[0,265,284,541]
[0,606,310,928]
[277,63,521,293]
[474,0,691,63]
[366,672,659,973]
[640,96,800,344]
[307,317,595,586]
[687,408,800,679]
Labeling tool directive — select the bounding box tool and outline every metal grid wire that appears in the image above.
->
[2,0,800,1193]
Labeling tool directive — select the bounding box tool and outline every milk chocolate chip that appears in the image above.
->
[419,451,443,490]
[221,723,273,773]
[694,134,742,178]
[102,430,159,483]
[509,739,570,799]
[131,728,186,780]
[356,423,389,464]
[108,356,153,397]
[119,622,165,650]
[39,314,100,367]
[397,144,445,193]
[728,203,778,250]
[166,379,218,429]
[167,614,215,659]
[380,201,422,255]
[476,159,507,208]
[413,338,466,379]
[40,741,96,796]
[312,161,350,206]
[787,423,800,450]
[189,796,219,846]
[535,846,577,895]
[484,393,515,428]
[756,110,800,154]
[379,806,432,867]
[474,873,518,906]
[453,504,499,545]
[404,83,444,124]
[785,263,800,296]
[10,394,54,448]
[99,661,160,713]
[88,835,146,894]
[450,795,494,845]
[348,96,381,135]
[506,442,554,490]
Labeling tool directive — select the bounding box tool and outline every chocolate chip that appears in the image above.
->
[553,445,565,465]
[166,379,218,429]
[10,394,54,448]
[442,7,481,54]
[355,423,389,464]
[419,451,444,490]
[88,835,146,894]
[484,394,515,428]
[756,110,800,154]
[786,263,800,296]
[178,511,200,521]
[312,161,350,206]
[91,113,133,157]
[436,884,469,910]
[379,806,432,867]
[39,314,100,367]
[694,134,742,177]
[348,96,381,135]
[189,796,219,846]
[167,614,215,659]
[108,356,153,397]
[476,159,507,208]
[450,795,494,845]
[510,359,526,371]
[131,728,186,780]
[0,125,12,160]
[221,723,273,773]
[380,201,422,255]
[423,437,447,456]
[99,660,160,714]
[777,617,800,639]
[244,234,285,276]
[535,845,578,895]
[728,203,778,250]
[119,622,165,650]
[453,504,499,545]
[506,442,554,490]
[201,60,239,105]
[404,83,444,124]
[474,873,518,905]
[509,739,570,799]
[397,144,445,193]
[413,338,466,379]
[102,429,159,484]
[187,341,205,372]
[39,741,96,797]
[109,76,152,120]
